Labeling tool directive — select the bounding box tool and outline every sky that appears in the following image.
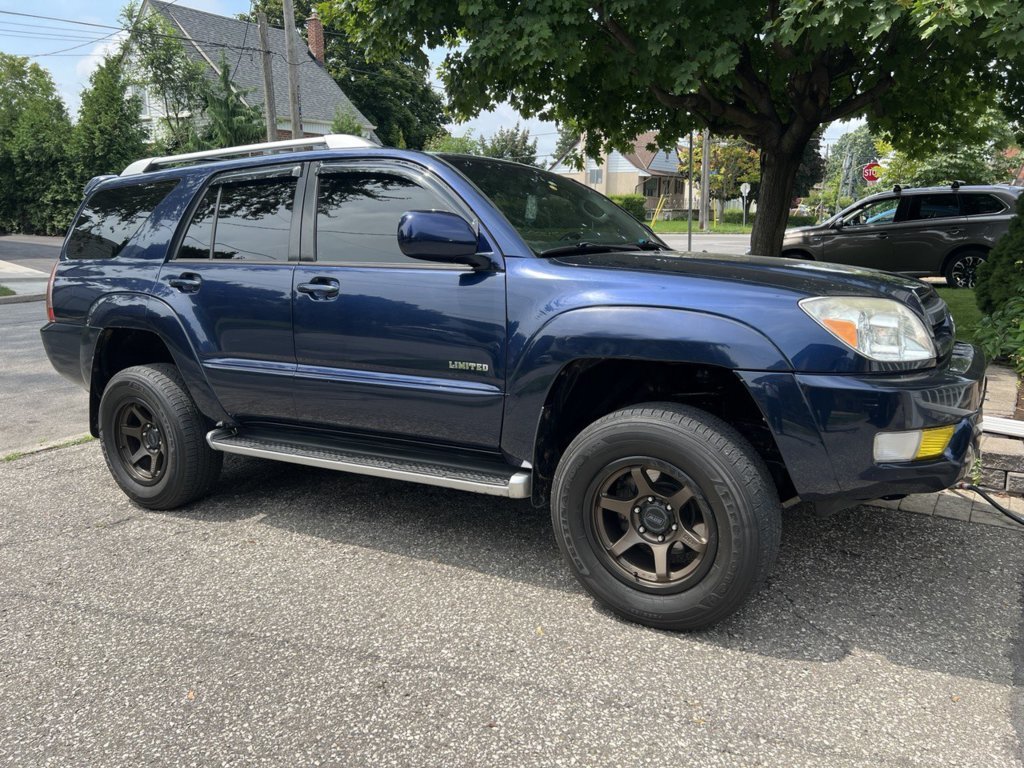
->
[0,0,860,164]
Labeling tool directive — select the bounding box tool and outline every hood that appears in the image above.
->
[552,249,938,313]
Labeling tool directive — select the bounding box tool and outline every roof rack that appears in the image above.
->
[120,134,379,176]
[951,179,966,190]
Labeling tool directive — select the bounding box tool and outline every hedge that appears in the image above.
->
[975,194,1024,315]
[720,210,817,227]
[609,194,646,220]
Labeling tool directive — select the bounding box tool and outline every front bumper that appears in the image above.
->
[739,342,985,503]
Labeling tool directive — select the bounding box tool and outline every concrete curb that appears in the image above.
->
[3,433,94,460]
[0,292,44,305]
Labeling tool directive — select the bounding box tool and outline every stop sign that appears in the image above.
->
[862,162,882,183]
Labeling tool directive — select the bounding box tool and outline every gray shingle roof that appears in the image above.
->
[143,0,374,135]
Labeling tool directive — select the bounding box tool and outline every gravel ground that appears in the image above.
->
[1,444,1021,766]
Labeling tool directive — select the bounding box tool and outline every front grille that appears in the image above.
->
[911,283,955,360]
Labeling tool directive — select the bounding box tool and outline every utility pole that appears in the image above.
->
[699,128,711,231]
[282,0,303,139]
[257,12,278,142]
[687,132,694,252]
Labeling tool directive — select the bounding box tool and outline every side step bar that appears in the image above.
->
[206,428,532,499]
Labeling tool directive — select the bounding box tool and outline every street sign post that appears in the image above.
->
[740,182,751,226]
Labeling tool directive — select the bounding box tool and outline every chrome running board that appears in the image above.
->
[206,428,532,499]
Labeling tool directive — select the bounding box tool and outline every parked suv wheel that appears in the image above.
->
[551,403,781,630]
[98,364,222,510]
[944,249,986,288]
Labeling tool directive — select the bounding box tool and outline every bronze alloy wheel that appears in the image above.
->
[587,457,718,592]
[114,398,167,485]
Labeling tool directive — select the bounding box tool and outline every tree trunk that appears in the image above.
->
[749,148,804,256]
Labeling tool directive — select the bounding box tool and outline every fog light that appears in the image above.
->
[873,426,955,463]
[915,425,955,460]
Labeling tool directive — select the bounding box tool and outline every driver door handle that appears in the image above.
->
[875,233,889,239]
[296,277,341,300]
[166,272,202,293]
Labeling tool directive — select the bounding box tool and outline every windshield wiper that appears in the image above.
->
[538,242,644,258]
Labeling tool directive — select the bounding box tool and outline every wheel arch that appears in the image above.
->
[940,243,989,274]
[85,294,229,436]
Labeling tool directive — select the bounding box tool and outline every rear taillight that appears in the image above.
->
[45,261,57,323]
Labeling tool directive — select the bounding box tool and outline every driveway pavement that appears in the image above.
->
[1,444,1022,765]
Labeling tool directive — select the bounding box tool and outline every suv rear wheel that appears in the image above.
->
[551,403,781,630]
[98,364,222,510]
[944,249,986,288]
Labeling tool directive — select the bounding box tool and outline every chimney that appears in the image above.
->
[306,9,325,65]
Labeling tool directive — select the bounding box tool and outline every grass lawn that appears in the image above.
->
[936,287,982,345]
[0,285,13,297]
[648,220,752,234]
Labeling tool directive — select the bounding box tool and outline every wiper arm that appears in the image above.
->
[538,242,643,257]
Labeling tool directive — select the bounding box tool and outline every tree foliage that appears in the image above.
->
[976,194,1024,315]
[72,55,149,181]
[334,0,1021,254]
[424,130,480,154]
[478,123,538,165]
[249,0,443,149]
[201,54,265,149]
[0,54,76,233]
[125,2,208,151]
[876,110,1018,187]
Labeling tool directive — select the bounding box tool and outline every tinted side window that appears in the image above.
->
[905,194,960,220]
[961,194,1006,216]
[315,171,453,264]
[178,189,217,259]
[66,180,177,259]
[176,175,297,261]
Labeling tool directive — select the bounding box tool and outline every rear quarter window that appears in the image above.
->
[961,194,1007,216]
[66,180,178,259]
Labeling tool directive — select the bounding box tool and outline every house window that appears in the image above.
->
[643,179,658,197]
[587,168,603,185]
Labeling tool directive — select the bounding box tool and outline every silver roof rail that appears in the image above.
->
[120,134,378,176]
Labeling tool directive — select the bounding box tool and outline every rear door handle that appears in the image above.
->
[948,229,962,235]
[876,233,889,239]
[296,277,340,300]
[166,272,202,293]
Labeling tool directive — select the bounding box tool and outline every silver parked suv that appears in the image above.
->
[781,183,1023,287]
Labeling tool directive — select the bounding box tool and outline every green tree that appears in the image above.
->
[553,122,580,163]
[72,55,148,182]
[478,123,538,165]
[424,130,480,154]
[689,136,760,220]
[250,0,443,149]
[876,110,1018,187]
[0,54,75,234]
[125,2,208,151]
[334,0,1020,255]
[331,106,367,137]
[201,54,265,149]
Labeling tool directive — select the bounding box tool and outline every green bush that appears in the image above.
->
[975,289,1024,375]
[718,210,816,227]
[976,194,1024,315]
[609,194,646,220]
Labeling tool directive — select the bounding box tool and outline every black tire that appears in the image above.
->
[943,249,987,288]
[98,363,222,510]
[551,402,781,630]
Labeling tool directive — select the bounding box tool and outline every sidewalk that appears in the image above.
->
[0,259,49,299]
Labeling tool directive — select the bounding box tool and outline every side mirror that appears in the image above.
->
[833,219,845,230]
[398,211,492,270]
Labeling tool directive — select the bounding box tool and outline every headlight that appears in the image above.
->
[799,296,935,362]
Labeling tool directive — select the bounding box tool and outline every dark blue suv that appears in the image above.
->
[41,135,985,630]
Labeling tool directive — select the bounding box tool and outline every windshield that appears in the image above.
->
[439,154,664,255]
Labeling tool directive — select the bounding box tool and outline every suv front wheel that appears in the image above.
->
[551,403,781,630]
[98,363,223,510]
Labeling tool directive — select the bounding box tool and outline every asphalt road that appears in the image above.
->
[660,232,750,255]
[0,235,61,275]
[1,301,89,454]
